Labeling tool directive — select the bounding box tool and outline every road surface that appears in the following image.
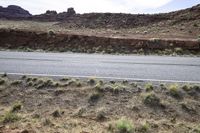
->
[0,51,200,83]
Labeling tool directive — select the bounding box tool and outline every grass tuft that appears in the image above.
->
[11,102,22,112]
[168,84,181,98]
[0,78,6,85]
[145,83,154,92]
[89,92,101,103]
[143,93,161,107]
[11,80,23,86]
[0,111,21,123]
[116,118,134,133]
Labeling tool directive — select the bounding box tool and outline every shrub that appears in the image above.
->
[94,82,103,92]
[174,47,183,55]
[26,81,34,87]
[143,93,161,107]
[168,84,181,98]
[52,110,62,118]
[181,84,190,91]
[96,108,106,121]
[191,85,200,92]
[198,35,200,42]
[116,118,134,133]
[145,83,154,92]
[11,102,22,112]
[160,84,167,90]
[87,78,96,85]
[11,80,23,86]
[0,111,20,123]
[1,73,7,78]
[21,75,27,80]
[137,122,150,132]
[89,92,101,102]
[0,78,5,85]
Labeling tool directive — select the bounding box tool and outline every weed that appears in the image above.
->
[168,84,181,98]
[89,92,101,102]
[174,47,183,55]
[11,80,23,86]
[96,108,106,121]
[26,81,34,87]
[73,107,86,117]
[116,118,134,133]
[0,78,5,85]
[130,82,137,87]
[87,78,96,85]
[0,111,20,123]
[137,122,150,132]
[143,93,161,107]
[182,84,191,92]
[191,85,200,92]
[54,88,65,96]
[42,118,54,126]
[93,80,104,91]
[198,35,200,42]
[52,109,62,118]
[1,73,7,78]
[11,102,22,112]
[160,83,167,90]
[122,80,129,84]
[60,77,70,81]
[145,83,154,92]
[21,75,27,80]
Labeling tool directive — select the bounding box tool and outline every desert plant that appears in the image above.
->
[96,108,106,121]
[145,83,154,92]
[168,84,181,98]
[116,118,134,133]
[10,80,23,86]
[0,111,20,123]
[0,78,5,85]
[89,92,101,102]
[87,78,96,85]
[181,84,191,92]
[174,47,183,55]
[143,93,161,107]
[94,82,104,92]
[198,35,200,42]
[11,102,22,112]
[137,122,150,132]
[1,73,7,78]
[52,109,62,118]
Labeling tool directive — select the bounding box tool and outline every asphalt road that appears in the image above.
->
[0,51,200,83]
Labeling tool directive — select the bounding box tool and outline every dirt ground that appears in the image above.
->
[0,20,199,40]
[0,75,200,133]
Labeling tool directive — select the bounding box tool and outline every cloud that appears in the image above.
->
[0,0,173,14]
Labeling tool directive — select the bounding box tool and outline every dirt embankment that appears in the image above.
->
[0,29,199,55]
[0,75,200,132]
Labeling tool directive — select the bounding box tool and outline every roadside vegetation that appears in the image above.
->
[0,74,200,132]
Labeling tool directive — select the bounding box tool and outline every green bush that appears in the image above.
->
[11,80,23,86]
[145,83,153,92]
[116,118,134,133]
[89,92,101,102]
[143,93,160,107]
[11,102,22,112]
[0,111,20,123]
[168,84,181,98]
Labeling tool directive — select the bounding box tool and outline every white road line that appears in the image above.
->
[0,72,200,84]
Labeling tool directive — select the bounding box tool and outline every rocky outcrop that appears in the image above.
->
[0,5,32,19]
[33,7,76,21]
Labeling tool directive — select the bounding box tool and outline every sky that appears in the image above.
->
[0,0,199,15]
